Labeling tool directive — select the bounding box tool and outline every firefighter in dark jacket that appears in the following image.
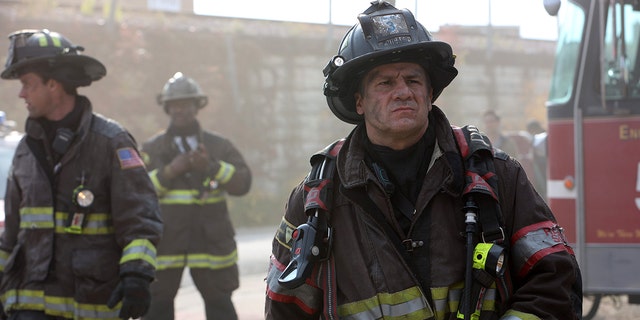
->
[265,2,582,319]
[0,29,163,319]
[141,72,252,320]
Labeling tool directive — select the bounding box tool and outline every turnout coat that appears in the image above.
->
[141,123,251,286]
[266,106,582,320]
[0,96,163,319]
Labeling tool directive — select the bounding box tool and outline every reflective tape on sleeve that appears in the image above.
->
[120,239,157,267]
[214,161,236,184]
[511,221,573,278]
[265,255,322,315]
[19,207,54,229]
[149,169,169,195]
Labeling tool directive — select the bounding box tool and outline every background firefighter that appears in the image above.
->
[264,1,582,319]
[0,29,163,319]
[140,72,252,320]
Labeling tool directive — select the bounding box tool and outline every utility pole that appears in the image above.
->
[486,0,497,110]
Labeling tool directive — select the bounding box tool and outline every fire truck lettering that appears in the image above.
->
[619,124,640,140]
[597,229,615,238]
[616,229,634,238]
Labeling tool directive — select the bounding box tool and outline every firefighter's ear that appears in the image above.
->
[355,92,364,115]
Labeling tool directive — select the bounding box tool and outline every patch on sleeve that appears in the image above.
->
[117,147,145,169]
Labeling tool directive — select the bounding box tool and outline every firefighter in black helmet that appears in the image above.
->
[140,72,252,320]
[0,29,163,319]
[265,1,582,319]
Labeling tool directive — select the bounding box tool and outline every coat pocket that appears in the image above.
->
[71,248,120,302]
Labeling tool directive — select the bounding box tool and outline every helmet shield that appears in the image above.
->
[1,29,106,86]
[323,1,458,124]
[157,72,208,113]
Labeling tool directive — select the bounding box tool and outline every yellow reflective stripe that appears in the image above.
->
[156,251,238,271]
[156,255,186,270]
[0,250,9,272]
[54,212,114,235]
[432,282,497,319]
[19,208,115,234]
[38,36,48,47]
[50,35,62,47]
[275,216,296,250]
[2,289,120,319]
[159,189,226,205]
[2,289,44,310]
[214,161,235,184]
[187,250,238,269]
[337,286,433,320]
[431,283,463,319]
[19,207,54,229]
[120,239,157,267]
[502,309,542,320]
[149,169,169,195]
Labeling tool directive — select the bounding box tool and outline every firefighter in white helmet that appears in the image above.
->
[140,72,252,320]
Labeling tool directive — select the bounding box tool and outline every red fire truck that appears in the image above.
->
[543,0,640,318]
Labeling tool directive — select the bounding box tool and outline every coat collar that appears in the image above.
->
[25,95,93,142]
[336,105,463,197]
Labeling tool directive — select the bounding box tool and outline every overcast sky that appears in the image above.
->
[192,0,558,40]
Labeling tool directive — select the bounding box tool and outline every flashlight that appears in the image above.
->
[473,243,506,277]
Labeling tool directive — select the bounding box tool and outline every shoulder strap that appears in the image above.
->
[278,139,344,290]
[451,125,515,311]
[303,139,344,215]
[451,125,505,244]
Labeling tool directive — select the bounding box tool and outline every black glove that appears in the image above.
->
[107,275,151,319]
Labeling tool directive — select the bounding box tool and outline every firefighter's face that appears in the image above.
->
[355,62,433,150]
[18,72,59,120]
[166,99,198,128]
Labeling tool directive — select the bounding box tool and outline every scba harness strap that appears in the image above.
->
[452,125,505,244]
[452,125,513,319]
[278,139,344,319]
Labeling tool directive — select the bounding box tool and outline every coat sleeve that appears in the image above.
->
[110,132,163,280]
[497,157,582,320]
[208,136,252,196]
[265,182,324,320]
[0,144,26,271]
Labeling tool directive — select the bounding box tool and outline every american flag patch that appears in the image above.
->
[117,147,145,169]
